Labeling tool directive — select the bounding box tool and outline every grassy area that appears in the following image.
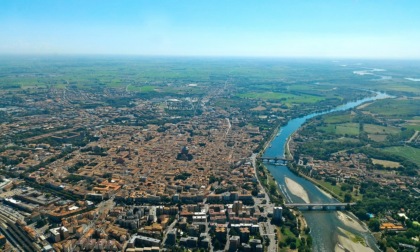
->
[334,137,360,143]
[381,84,420,94]
[287,83,339,92]
[361,99,420,119]
[324,114,352,124]
[368,134,387,142]
[404,124,420,131]
[308,177,363,202]
[324,137,360,144]
[238,92,324,104]
[383,146,420,167]
[342,229,367,246]
[336,123,360,135]
[278,226,302,251]
[371,158,401,168]
[315,179,343,200]
[55,84,67,89]
[363,124,400,135]
[127,85,156,92]
[319,123,360,136]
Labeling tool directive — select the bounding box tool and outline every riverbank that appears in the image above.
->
[337,211,366,233]
[297,169,343,201]
[260,125,282,154]
[335,227,373,252]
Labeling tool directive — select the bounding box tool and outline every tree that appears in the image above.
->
[213,239,222,250]
[355,209,369,221]
[368,218,381,232]
[344,193,352,203]
[341,183,352,192]
[306,236,313,247]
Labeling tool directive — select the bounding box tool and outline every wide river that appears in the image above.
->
[263,92,391,252]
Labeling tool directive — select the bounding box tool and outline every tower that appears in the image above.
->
[273,206,283,222]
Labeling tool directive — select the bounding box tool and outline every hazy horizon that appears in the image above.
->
[2,54,420,61]
[2,0,420,59]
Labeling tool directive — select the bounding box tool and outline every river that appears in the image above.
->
[263,92,391,252]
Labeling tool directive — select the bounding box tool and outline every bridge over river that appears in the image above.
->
[257,156,291,164]
[285,202,355,211]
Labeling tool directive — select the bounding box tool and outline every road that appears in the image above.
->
[251,154,272,208]
[224,118,231,138]
[202,204,214,252]
[251,153,278,251]
[71,196,116,251]
[259,222,278,252]
[161,217,178,246]
[407,130,419,143]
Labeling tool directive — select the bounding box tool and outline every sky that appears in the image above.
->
[1,0,420,58]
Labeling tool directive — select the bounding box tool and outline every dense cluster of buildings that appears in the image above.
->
[0,86,281,251]
[1,87,265,204]
[0,182,273,251]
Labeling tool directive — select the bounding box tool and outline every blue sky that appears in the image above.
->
[1,0,420,58]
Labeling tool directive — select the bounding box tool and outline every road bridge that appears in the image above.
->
[257,156,290,164]
[285,202,355,211]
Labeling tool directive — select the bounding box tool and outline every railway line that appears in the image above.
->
[0,210,40,252]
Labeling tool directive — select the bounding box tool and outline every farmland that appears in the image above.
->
[295,97,420,166]
[360,98,420,119]
[383,146,420,167]
[371,158,401,168]
[238,92,324,104]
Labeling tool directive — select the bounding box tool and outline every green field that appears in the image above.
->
[361,99,420,119]
[404,124,420,131]
[368,134,387,142]
[383,146,420,167]
[382,84,420,94]
[127,85,157,92]
[325,137,360,143]
[319,123,360,136]
[363,124,400,135]
[324,114,352,124]
[314,179,362,202]
[371,158,401,168]
[238,92,324,104]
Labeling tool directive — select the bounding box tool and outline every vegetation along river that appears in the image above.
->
[263,92,391,252]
